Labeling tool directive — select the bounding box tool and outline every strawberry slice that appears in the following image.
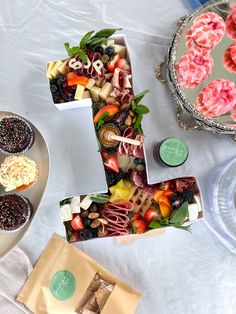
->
[101,151,119,173]
[71,214,84,231]
[107,54,121,72]
[115,58,130,72]
[130,220,147,234]
[144,208,158,223]
[130,213,142,223]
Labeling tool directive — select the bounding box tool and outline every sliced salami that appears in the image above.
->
[223,46,236,73]
[195,79,236,118]
[175,47,213,89]
[191,12,225,49]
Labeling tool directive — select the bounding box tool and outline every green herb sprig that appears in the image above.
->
[91,194,109,203]
[64,28,121,62]
[149,202,192,232]
[131,89,150,134]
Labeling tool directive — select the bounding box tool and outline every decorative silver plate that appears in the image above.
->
[158,0,236,139]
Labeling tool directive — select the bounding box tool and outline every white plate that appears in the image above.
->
[0,111,50,258]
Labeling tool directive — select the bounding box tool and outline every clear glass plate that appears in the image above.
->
[214,159,236,240]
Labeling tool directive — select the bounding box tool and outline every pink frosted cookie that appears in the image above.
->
[191,12,225,49]
[175,47,213,89]
[185,29,197,49]
[226,13,236,40]
[230,42,236,64]
[223,45,236,73]
[231,105,236,122]
[195,79,236,118]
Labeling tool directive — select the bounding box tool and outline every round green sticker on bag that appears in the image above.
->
[50,270,76,301]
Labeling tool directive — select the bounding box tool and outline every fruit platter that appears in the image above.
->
[0,111,49,257]
[47,28,204,242]
[161,0,236,138]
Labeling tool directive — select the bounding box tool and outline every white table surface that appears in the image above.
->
[1,0,236,313]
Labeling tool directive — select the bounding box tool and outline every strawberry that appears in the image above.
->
[115,58,130,72]
[71,214,84,231]
[144,208,158,223]
[101,152,119,173]
[107,54,121,72]
[129,213,142,223]
[130,220,147,234]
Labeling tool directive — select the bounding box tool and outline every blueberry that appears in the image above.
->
[89,203,98,213]
[95,46,104,54]
[83,218,91,226]
[105,47,114,56]
[79,228,93,241]
[90,228,98,238]
[80,210,88,218]
[134,158,145,165]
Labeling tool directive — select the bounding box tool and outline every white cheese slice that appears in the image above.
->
[188,203,199,221]
[90,86,101,101]
[60,204,72,222]
[85,78,96,90]
[113,44,127,58]
[71,196,81,214]
[83,90,90,99]
[80,195,93,210]
[74,84,85,100]
[99,82,113,101]
[47,61,55,79]
[58,60,68,74]
[50,61,63,78]
[107,39,115,46]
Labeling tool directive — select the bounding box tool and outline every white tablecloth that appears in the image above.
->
[1,0,236,313]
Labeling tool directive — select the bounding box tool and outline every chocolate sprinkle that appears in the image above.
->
[0,116,34,153]
[0,194,32,231]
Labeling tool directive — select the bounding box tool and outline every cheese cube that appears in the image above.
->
[60,204,72,222]
[83,91,90,99]
[74,85,85,100]
[58,60,68,74]
[47,62,55,79]
[107,39,115,46]
[51,61,63,78]
[85,78,96,90]
[95,78,105,87]
[80,195,93,210]
[99,82,113,101]
[113,44,127,58]
[90,86,101,101]
[71,196,81,214]
[188,203,199,221]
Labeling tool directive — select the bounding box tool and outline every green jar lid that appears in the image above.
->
[158,137,189,167]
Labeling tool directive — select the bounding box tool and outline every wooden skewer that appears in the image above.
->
[107,132,141,146]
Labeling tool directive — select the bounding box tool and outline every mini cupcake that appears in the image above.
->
[0,156,38,192]
[0,115,35,154]
[0,194,32,232]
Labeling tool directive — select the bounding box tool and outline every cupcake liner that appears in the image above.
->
[0,115,35,155]
[0,194,33,233]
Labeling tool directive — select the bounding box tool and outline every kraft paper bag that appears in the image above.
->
[17,234,141,314]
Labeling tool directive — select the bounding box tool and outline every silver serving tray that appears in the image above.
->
[157,0,236,139]
[0,111,50,258]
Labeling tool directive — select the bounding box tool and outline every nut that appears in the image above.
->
[132,116,136,123]
[124,116,132,126]
[88,212,100,219]
[90,218,101,228]
[129,110,135,117]
[98,224,108,237]
[106,96,116,104]
[121,103,131,110]
[98,218,109,225]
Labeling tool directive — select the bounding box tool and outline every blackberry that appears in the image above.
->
[57,75,66,85]
[90,228,98,238]
[134,158,145,165]
[79,228,93,241]
[89,203,98,213]
[169,193,179,202]
[105,47,114,56]
[95,46,104,54]
[105,169,125,187]
[50,84,58,93]
[181,189,194,203]
[109,110,129,127]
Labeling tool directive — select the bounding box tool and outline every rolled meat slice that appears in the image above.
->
[191,12,225,49]
[118,127,144,158]
[194,79,236,118]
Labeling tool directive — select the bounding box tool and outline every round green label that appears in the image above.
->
[159,137,188,167]
[50,270,76,301]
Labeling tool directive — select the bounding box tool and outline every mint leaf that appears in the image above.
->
[91,194,109,203]
[88,37,107,48]
[132,89,150,105]
[169,202,189,225]
[64,43,81,57]
[133,113,143,133]
[78,49,88,63]
[80,30,94,49]
[134,104,150,114]
[149,221,162,229]
[93,28,122,39]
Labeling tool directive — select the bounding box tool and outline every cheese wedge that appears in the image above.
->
[58,60,68,74]
[47,62,56,79]
[80,195,93,210]
[85,78,96,90]
[74,84,85,100]
[99,82,113,101]
[71,196,81,214]
[90,86,101,101]
[113,44,127,58]
[83,90,90,99]
[50,61,63,78]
